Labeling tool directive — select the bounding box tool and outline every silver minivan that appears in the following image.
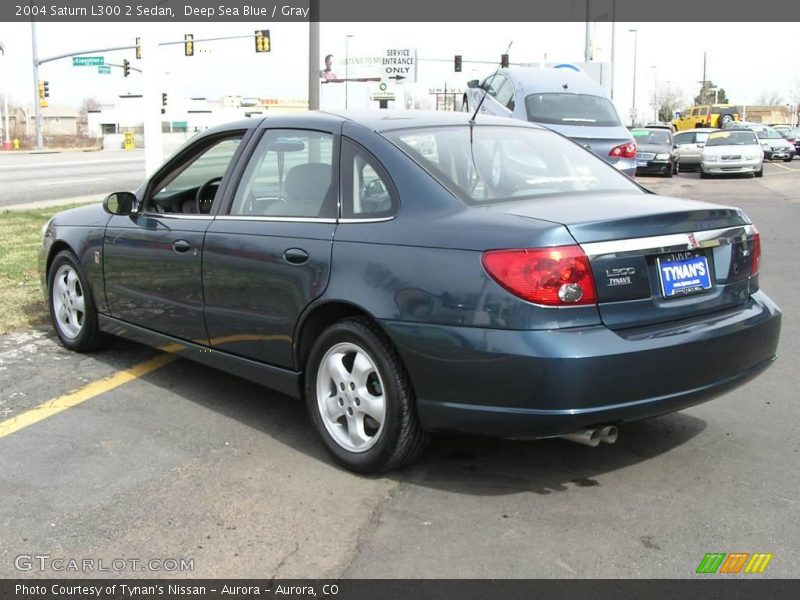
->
[463,67,636,176]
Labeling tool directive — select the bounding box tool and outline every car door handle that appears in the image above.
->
[172,239,191,253]
[283,248,309,265]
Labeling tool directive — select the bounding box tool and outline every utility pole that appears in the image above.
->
[308,0,319,110]
[0,42,9,147]
[30,21,43,150]
[139,36,163,177]
[584,0,591,62]
[610,0,616,100]
[701,51,707,103]
[629,29,638,127]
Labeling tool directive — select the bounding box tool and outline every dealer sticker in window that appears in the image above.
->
[657,253,712,298]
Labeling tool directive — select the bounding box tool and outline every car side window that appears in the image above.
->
[699,107,709,116]
[340,138,398,219]
[691,108,699,117]
[481,75,499,97]
[493,76,515,110]
[147,135,243,215]
[675,132,694,145]
[230,129,335,219]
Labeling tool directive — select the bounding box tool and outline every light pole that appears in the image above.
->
[629,29,638,127]
[345,34,353,109]
[0,41,9,147]
[650,65,658,123]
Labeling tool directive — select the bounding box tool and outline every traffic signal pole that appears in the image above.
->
[139,35,163,176]
[30,21,43,150]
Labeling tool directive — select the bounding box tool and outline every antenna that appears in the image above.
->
[470,40,513,127]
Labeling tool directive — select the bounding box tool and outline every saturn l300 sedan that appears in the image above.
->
[40,111,781,473]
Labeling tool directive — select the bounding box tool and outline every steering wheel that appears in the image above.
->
[196,176,223,214]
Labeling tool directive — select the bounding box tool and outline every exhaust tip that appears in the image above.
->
[599,425,618,444]
[563,429,600,447]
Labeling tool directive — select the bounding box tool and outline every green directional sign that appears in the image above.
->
[73,56,104,67]
[97,65,111,75]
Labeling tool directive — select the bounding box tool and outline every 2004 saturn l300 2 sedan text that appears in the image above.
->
[39,111,781,473]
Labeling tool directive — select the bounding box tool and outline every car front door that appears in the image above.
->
[202,123,338,368]
[675,131,699,163]
[103,131,247,342]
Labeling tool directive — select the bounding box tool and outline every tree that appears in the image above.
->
[78,97,100,137]
[755,91,784,106]
[694,81,728,105]
[657,85,684,122]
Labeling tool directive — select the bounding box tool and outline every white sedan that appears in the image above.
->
[701,130,764,178]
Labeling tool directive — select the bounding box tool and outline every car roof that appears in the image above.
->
[499,67,607,95]
[676,127,718,133]
[321,109,545,132]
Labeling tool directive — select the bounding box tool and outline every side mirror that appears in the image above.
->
[103,191,136,215]
[467,79,480,89]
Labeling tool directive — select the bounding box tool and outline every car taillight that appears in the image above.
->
[751,228,761,276]
[482,246,598,306]
[608,140,637,159]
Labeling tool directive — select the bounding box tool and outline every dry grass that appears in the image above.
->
[0,206,84,334]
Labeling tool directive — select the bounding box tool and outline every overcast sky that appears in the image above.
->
[1,21,799,119]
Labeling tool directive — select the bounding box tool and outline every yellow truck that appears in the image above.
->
[672,104,740,131]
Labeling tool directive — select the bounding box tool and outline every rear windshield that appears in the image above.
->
[524,93,622,127]
[383,125,640,205]
[705,131,758,146]
[632,129,671,145]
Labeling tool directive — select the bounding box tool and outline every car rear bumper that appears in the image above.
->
[635,160,671,174]
[382,290,781,438]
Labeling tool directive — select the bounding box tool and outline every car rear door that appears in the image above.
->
[675,131,701,163]
[202,121,339,369]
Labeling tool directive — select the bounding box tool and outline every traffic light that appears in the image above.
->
[184,34,194,57]
[254,29,270,53]
[135,37,141,60]
[454,55,462,72]
[161,92,167,114]
[38,80,49,107]
[501,54,509,68]
[123,59,130,77]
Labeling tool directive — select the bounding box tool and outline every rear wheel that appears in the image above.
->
[47,250,109,352]
[305,318,426,473]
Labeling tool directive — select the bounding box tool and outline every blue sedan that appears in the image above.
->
[40,111,781,473]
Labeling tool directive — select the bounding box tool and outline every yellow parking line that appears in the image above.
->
[0,353,176,439]
[769,162,796,172]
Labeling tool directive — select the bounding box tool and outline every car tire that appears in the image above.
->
[720,114,734,127]
[673,161,680,175]
[755,167,764,178]
[665,165,673,178]
[783,157,793,163]
[700,169,710,179]
[305,317,427,474]
[47,250,110,352]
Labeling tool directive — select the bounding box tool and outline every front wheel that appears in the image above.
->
[755,166,764,178]
[48,250,109,352]
[783,157,793,163]
[700,169,710,179]
[305,318,426,473]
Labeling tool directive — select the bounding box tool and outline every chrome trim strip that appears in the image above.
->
[141,213,213,220]
[215,216,338,224]
[580,224,755,259]
[338,217,395,224]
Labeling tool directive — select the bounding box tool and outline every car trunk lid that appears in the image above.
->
[487,192,758,329]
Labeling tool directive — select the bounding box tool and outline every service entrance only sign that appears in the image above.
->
[382,48,417,82]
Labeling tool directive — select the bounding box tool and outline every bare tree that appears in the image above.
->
[658,85,684,123]
[78,97,100,137]
[755,91,784,106]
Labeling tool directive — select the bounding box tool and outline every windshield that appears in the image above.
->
[524,93,622,127]
[384,125,641,205]
[755,128,781,139]
[632,129,671,145]
[705,131,758,146]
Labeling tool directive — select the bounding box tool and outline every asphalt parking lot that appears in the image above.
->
[1,160,798,579]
